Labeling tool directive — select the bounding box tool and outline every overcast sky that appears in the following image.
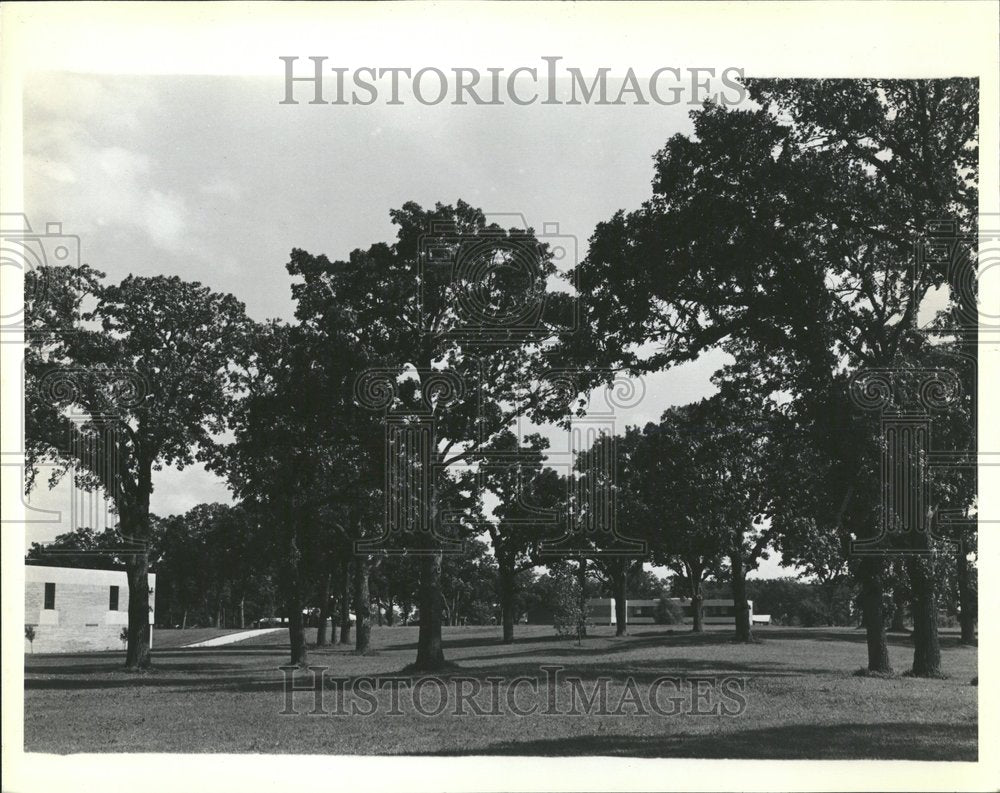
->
[23,72,792,577]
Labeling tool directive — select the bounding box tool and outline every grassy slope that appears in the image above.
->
[153,628,254,649]
[24,624,977,758]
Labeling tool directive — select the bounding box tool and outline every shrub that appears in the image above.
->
[656,593,684,625]
[550,575,585,641]
[25,624,36,653]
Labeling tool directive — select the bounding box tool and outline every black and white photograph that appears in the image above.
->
[2,2,997,791]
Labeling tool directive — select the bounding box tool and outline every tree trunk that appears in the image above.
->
[956,540,976,644]
[339,558,352,645]
[385,596,395,627]
[576,558,588,639]
[691,592,704,633]
[124,551,152,669]
[415,552,446,670]
[684,559,705,633]
[613,559,628,637]
[730,549,753,643]
[906,554,942,677]
[859,556,892,673]
[121,480,153,670]
[287,593,307,667]
[240,598,246,630]
[181,610,187,630]
[823,580,837,626]
[316,571,332,647]
[353,555,371,653]
[499,557,516,644]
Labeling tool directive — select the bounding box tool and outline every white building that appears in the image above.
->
[587,597,771,626]
[24,565,156,653]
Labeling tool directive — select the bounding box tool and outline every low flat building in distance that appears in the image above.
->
[587,597,771,626]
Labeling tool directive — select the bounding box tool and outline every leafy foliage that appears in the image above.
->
[549,572,586,640]
[24,266,254,667]
[655,595,684,625]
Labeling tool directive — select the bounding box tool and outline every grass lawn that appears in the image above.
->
[24,624,977,759]
[153,628,255,649]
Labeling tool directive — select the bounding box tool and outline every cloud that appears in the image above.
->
[142,190,187,248]
[200,179,241,201]
[28,138,196,256]
[27,73,150,134]
[85,147,192,252]
[25,77,202,258]
[95,146,149,180]
[24,155,78,185]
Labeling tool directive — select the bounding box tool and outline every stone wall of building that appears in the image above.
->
[24,566,155,654]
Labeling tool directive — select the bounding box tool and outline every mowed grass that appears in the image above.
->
[24,624,977,759]
[153,628,255,649]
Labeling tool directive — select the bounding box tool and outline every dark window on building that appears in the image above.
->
[109,585,120,611]
[44,582,55,610]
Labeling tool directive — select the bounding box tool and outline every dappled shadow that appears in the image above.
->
[25,674,285,692]
[25,662,251,677]
[381,631,576,653]
[414,721,977,761]
[397,657,837,684]
[372,628,756,661]
[26,645,288,662]
[25,652,829,694]
[24,648,288,690]
[745,628,974,650]
[456,631,741,663]
[380,626,978,656]
[25,654,287,678]
[152,647,292,659]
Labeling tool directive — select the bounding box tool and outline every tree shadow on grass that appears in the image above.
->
[25,645,295,671]
[414,721,977,761]
[744,628,973,650]
[25,675,284,692]
[24,628,976,693]
[405,657,838,684]
[24,649,293,688]
[385,626,976,657]
[26,652,830,693]
[383,631,578,653]
[455,632,740,663]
